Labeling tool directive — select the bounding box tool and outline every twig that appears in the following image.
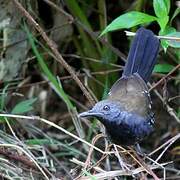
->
[76,20,127,62]
[0,68,121,93]
[149,83,180,123]
[4,117,55,178]
[155,138,178,163]
[12,0,95,106]
[0,114,114,155]
[71,158,105,173]
[45,148,73,180]
[145,156,172,180]
[132,152,160,180]
[125,31,180,41]
[42,0,74,22]
[91,145,112,172]
[62,54,123,68]
[168,95,180,102]
[42,0,127,61]
[114,145,160,179]
[0,22,72,51]
[149,64,180,91]
[149,134,180,156]
[74,134,105,180]
[0,148,37,170]
[113,144,131,171]
[84,134,105,169]
[71,158,166,180]
[0,144,49,180]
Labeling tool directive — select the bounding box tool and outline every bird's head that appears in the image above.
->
[79,100,124,123]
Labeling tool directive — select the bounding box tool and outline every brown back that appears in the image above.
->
[108,74,150,117]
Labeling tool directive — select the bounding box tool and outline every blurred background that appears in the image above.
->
[0,0,179,179]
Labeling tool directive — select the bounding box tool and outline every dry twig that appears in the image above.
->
[12,0,95,106]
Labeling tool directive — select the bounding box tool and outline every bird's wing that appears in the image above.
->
[108,73,151,117]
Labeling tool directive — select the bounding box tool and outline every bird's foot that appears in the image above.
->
[135,143,147,157]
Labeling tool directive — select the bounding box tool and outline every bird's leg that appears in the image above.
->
[135,143,146,157]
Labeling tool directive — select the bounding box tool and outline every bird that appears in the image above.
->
[79,27,160,146]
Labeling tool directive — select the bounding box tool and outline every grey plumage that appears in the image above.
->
[79,27,160,145]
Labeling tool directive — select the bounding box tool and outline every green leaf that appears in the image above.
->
[24,24,74,110]
[82,170,97,180]
[65,0,92,29]
[11,98,37,114]
[159,26,176,35]
[100,11,157,36]
[177,107,180,118]
[153,0,170,18]
[153,0,170,30]
[0,84,9,111]
[25,138,86,157]
[165,31,180,48]
[170,7,180,24]
[159,26,176,51]
[153,64,174,73]
[102,76,110,100]
[164,0,170,15]
[157,15,169,30]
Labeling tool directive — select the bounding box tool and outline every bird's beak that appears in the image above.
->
[78,110,102,118]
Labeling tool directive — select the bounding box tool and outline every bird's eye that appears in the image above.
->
[103,105,110,111]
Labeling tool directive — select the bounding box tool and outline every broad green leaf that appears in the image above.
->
[157,15,169,30]
[153,0,170,18]
[100,11,157,36]
[11,98,37,114]
[165,31,180,48]
[164,0,170,15]
[153,64,174,73]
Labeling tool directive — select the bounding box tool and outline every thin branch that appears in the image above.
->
[125,31,180,41]
[12,0,95,106]
[149,64,180,91]
[149,83,180,123]
[0,69,121,92]
[0,114,114,155]
[0,144,49,180]
[168,95,180,102]
[71,158,166,180]
[42,0,127,61]
[149,134,180,156]
[0,148,37,170]
[0,22,72,51]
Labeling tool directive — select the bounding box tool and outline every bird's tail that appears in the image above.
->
[122,27,160,82]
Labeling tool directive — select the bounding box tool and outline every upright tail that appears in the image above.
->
[122,27,160,82]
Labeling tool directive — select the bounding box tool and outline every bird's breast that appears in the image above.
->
[103,114,154,145]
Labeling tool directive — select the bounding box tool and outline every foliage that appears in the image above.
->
[100,0,179,76]
[100,0,180,50]
[11,98,37,114]
[65,0,118,98]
